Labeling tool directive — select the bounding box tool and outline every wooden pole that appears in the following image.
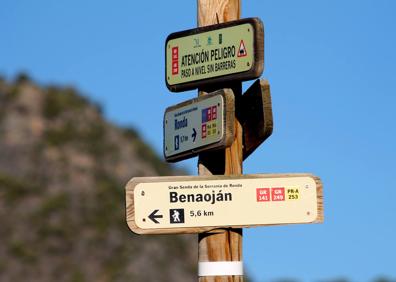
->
[197,1,243,281]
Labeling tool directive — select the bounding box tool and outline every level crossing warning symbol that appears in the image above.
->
[237,40,247,57]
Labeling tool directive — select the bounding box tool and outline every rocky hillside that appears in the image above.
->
[0,74,196,282]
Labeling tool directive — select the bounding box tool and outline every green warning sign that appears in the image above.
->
[165,18,264,92]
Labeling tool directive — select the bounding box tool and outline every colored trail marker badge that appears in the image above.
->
[163,88,235,162]
[165,18,264,92]
[125,174,323,234]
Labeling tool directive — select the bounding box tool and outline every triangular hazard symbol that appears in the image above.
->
[237,40,247,57]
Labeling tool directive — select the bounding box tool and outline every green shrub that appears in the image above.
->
[14,72,31,84]
[37,193,70,218]
[71,269,86,282]
[0,173,42,204]
[43,87,88,119]
[8,240,37,263]
[45,122,77,146]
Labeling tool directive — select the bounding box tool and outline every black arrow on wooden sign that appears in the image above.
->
[148,209,163,224]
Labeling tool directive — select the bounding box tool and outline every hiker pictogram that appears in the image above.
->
[169,209,185,224]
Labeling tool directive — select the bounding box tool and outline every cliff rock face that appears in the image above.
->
[0,75,196,282]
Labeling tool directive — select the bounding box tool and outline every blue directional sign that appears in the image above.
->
[163,89,235,162]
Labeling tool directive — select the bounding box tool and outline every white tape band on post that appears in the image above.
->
[198,261,243,276]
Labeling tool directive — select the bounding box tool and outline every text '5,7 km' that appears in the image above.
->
[165,18,264,92]
[125,174,323,235]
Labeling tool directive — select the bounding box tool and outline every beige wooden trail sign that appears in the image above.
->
[165,17,264,92]
[164,88,234,162]
[125,174,323,235]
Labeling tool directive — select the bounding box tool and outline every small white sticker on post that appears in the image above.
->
[198,261,243,276]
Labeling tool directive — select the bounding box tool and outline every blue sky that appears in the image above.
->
[1,1,396,281]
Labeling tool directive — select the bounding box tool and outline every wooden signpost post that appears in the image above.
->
[125,0,324,281]
[197,2,244,281]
